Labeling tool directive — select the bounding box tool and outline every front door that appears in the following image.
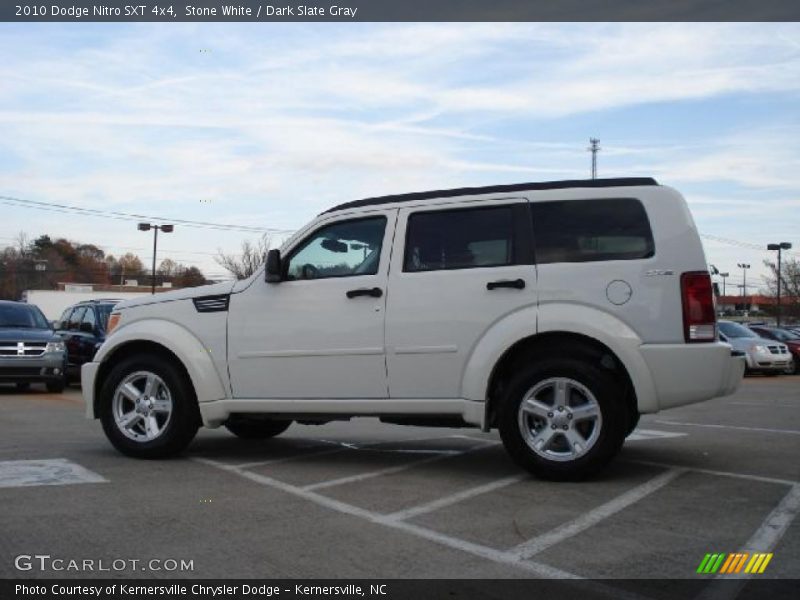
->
[228,210,396,399]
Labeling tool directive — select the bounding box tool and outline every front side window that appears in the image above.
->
[531,198,654,264]
[68,307,86,330]
[404,206,517,272]
[719,321,758,339]
[82,307,97,330]
[285,216,387,281]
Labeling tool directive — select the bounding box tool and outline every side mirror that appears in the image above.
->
[265,249,282,283]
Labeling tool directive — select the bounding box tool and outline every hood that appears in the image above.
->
[114,281,236,311]
[0,327,58,342]
[725,336,786,352]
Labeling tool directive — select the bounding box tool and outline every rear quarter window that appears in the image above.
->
[531,198,654,264]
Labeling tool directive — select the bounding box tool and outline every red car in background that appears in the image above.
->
[749,326,800,374]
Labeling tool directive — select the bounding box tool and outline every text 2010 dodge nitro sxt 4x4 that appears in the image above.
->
[82,178,744,479]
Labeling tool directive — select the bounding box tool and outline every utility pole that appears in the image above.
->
[719,272,729,297]
[767,242,792,327]
[138,223,174,294]
[737,263,751,316]
[588,138,601,179]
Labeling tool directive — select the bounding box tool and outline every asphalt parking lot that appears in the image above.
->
[0,377,798,582]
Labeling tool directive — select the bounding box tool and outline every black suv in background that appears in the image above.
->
[55,299,119,383]
[0,300,67,392]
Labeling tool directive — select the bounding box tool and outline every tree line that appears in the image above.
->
[0,233,207,300]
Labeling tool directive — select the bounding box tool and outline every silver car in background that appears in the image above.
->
[718,320,792,376]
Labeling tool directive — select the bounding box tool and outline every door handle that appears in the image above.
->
[346,287,383,299]
[487,279,525,290]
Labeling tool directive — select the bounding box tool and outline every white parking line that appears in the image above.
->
[627,429,688,442]
[192,456,577,579]
[625,459,798,487]
[302,454,458,491]
[509,468,687,559]
[386,474,527,521]
[0,459,106,488]
[655,420,800,435]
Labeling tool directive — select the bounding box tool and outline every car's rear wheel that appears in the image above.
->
[224,416,292,439]
[498,358,626,481]
[99,355,199,458]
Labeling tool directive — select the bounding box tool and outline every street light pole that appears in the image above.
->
[720,272,729,297]
[767,242,793,327]
[138,223,174,295]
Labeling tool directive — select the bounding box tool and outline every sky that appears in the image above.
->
[0,22,798,287]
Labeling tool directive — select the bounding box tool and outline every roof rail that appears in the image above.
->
[321,177,658,214]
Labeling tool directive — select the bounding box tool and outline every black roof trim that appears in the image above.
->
[321,177,658,215]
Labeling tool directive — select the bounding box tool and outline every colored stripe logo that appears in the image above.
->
[697,552,773,574]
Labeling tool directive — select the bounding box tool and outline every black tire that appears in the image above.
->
[224,417,292,439]
[16,382,31,392]
[99,355,200,459]
[625,410,641,438]
[498,357,627,481]
[46,379,65,393]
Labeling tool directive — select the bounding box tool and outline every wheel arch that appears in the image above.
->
[91,320,227,419]
[482,331,639,430]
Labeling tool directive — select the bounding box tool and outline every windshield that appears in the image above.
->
[772,329,800,341]
[0,303,50,329]
[718,321,758,339]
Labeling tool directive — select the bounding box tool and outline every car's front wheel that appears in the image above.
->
[498,358,626,481]
[99,355,199,459]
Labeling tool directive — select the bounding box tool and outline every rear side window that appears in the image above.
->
[531,198,654,264]
[404,205,525,272]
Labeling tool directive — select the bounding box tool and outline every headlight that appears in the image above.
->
[753,345,769,354]
[46,341,65,353]
[106,312,121,335]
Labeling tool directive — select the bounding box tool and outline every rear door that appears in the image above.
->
[385,199,535,398]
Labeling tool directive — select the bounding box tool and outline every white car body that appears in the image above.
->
[82,178,744,477]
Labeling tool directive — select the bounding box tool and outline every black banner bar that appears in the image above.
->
[2,0,799,22]
[2,579,799,600]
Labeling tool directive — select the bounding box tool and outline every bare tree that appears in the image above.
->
[214,235,271,280]
[762,257,800,319]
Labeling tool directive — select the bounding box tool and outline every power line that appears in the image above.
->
[0,194,295,236]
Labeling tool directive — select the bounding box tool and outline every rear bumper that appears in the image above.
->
[0,354,66,383]
[639,342,745,411]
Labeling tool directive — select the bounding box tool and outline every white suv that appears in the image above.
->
[82,178,744,480]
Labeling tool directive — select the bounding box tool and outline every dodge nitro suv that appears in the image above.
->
[82,178,744,480]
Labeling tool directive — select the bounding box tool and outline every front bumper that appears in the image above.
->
[640,342,745,411]
[82,361,99,418]
[0,353,66,383]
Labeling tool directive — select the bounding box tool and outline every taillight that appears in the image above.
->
[680,271,716,343]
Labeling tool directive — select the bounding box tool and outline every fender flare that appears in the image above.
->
[460,303,658,413]
[94,319,227,405]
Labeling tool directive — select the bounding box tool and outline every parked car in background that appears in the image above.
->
[55,299,119,383]
[748,325,800,374]
[0,300,67,392]
[718,320,791,376]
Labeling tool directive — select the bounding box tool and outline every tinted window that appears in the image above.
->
[82,307,97,329]
[286,217,386,281]
[68,307,86,330]
[531,198,654,264]
[0,304,49,329]
[404,206,517,272]
[58,308,73,329]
